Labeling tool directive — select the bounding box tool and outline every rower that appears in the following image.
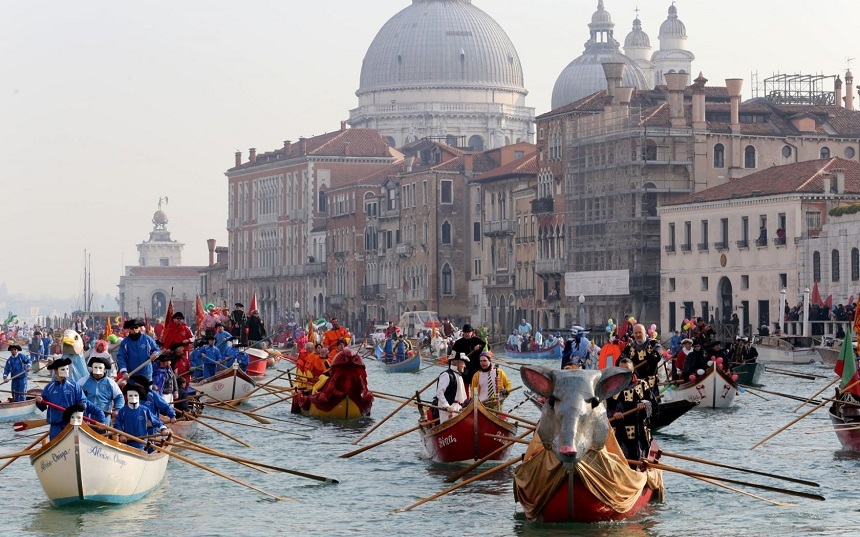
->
[35,357,105,439]
[78,355,124,424]
[609,357,657,464]
[432,353,469,424]
[3,344,30,402]
[114,381,168,451]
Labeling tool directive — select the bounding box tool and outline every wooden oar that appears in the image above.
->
[340,419,439,459]
[752,377,860,450]
[630,460,824,501]
[792,377,840,413]
[394,454,523,512]
[353,377,437,445]
[13,419,47,432]
[245,393,295,413]
[0,431,48,473]
[484,433,530,444]
[240,369,293,400]
[763,367,817,380]
[87,421,294,501]
[0,369,29,387]
[690,474,793,507]
[163,437,339,484]
[484,407,538,428]
[804,423,860,434]
[170,434,267,474]
[202,393,272,424]
[445,429,533,483]
[179,412,252,448]
[0,448,39,460]
[194,413,312,438]
[740,385,823,405]
[658,450,819,488]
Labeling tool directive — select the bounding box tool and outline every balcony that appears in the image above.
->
[713,241,728,251]
[773,237,786,246]
[755,237,768,248]
[736,239,749,249]
[289,208,308,222]
[328,294,346,307]
[531,197,554,214]
[535,258,564,275]
[483,220,516,236]
[664,245,676,253]
[361,284,384,298]
[546,293,561,302]
[680,243,692,252]
[697,242,709,251]
[485,274,513,288]
[305,262,326,275]
[514,288,536,298]
[396,243,414,257]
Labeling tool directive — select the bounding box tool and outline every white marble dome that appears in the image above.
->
[659,5,687,39]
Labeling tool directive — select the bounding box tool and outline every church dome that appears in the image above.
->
[357,0,526,96]
[624,17,650,48]
[659,5,687,39]
[590,0,613,25]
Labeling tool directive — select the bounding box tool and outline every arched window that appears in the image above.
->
[813,251,821,283]
[441,263,453,295]
[832,249,840,282]
[385,136,396,148]
[713,143,725,168]
[441,221,452,244]
[468,135,484,151]
[820,147,831,159]
[852,248,860,281]
[643,139,657,161]
[744,145,756,168]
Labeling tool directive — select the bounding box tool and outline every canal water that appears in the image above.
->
[0,351,854,537]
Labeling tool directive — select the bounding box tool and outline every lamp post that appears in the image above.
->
[294,301,301,323]
[578,294,585,328]
[779,289,786,335]
[802,287,810,338]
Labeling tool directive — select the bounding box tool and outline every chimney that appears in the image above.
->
[234,151,242,167]
[726,78,744,133]
[835,76,843,108]
[823,176,831,194]
[299,137,307,155]
[616,87,634,110]
[343,141,350,156]
[405,156,415,173]
[340,121,347,131]
[249,148,257,164]
[464,154,474,179]
[602,62,626,102]
[283,140,292,154]
[665,72,688,127]
[692,72,708,129]
[836,170,846,193]
[846,70,855,110]
[207,239,216,266]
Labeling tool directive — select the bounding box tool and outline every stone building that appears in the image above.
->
[199,239,229,311]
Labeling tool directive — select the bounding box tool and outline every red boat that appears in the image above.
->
[418,398,517,463]
[829,400,860,451]
[514,434,663,523]
[244,348,269,377]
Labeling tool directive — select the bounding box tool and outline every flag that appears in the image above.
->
[144,310,152,335]
[308,315,315,343]
[834,327,860,397]
[854,297,860,342]
[249,291,258,313]
[824,294,833,309]
[195,295,205,335]
[165,299,174,322]
[811,282,824,308]
[104,317,113,339]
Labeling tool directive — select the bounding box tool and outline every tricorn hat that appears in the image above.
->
[130,375,153,388]
[449,352,470,363]
[7,344,21,352]
[123,381,148,398]
[62,403,86,424]
[234,303,244,308]
[169,342,186,352]
[461,323,473,332]
[87,356,112,369]
[47,357,72,370]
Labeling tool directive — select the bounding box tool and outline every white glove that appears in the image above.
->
[449,403,462,413]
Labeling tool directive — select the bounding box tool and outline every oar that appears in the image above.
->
[88,421,294,501]
[690,474,793,507]
[792,377,840,413]
[484,407,538,428]
[630,460,824,501]
[763,368,816,381]
[13,419,47,432]
[740,387,770,401]
[123,351,163,379]
[0,448,39,460]
[740,385,823,405]
[394,454,523,512]
[194,413,312,438]
[752,377,860,450]
[164,437,339,484]
[170,433,267,474]
[179,412,252,448]
[202,393,272,424]
[445,429,533,483]
[804,424,860,434]
[340,419,439,459]
[239,368,293,400]
[353,377,437,445]
[245,393,295,413]
[658,451,820,488]
[0,431,48,473]
[0,369,29,387]
[484,433,530,444]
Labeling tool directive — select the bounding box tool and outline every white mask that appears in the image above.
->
[70,411,84,426]
[127,391,140,409]
[57,365,70,379]
[91,363,106,378]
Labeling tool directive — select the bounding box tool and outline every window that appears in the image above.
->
[441,221,452,244]
[423,181,428,204]
[387,188,396,210]
[474,259,481,276]
[779,273,787,289]
[683,221,691,250]
[813,251,821,282]
[643,139,657,160]
[468,135,484,151]
[713,143,725,168]
[782,145,792,158]
[720,218,729,245]
[515,150,524,159]
[852,248,860,281]
[832,249,841,282]
[741,216,749,241]
[820,147,831,159]
[669,277,676,291]
[806,211,821,231]
[744,145,756,168]
[668,222,676,248]
[701,277,709,291]
[669,302,676,332]
[441,264,453,295]
[159,258,169,267]
[473,222,481,241]
[845,147,856,159]
[741,275,749,289]
[701,301,709,320]
[440,180,453,204]
[700,220,709,249]
[318,190,326,212]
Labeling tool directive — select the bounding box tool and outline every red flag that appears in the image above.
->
[165,299,174,322]
[853,297,860,344]
[825,295,833,309]
[195,295,205,335]
[249,292,258,313]
[144,310,151,334]
[811,282,824,308]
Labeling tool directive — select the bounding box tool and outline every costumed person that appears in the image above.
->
[58,329,89,382]
[41,331,53,360]
[534,327,544,348]
[506,330,521,352]
[672,338,694,381]
[174,377,191,413]
[729,337,758,366]
[77,355,124,425]
[130,375,177,426]
[247,309,267,346]
[188,340,207,382]
[152,354,179,404]
[200,335,223,378]
[295,342,327,391]
[621,324,663,398]
[3,344,31,402]
[322,317,350,355]
[161,312,194,352]
[693,317,715,346]
[29,331,43,360]
[113,381,168,451]
[470,352,511,410]
[116,318,160,381]
[433,353,469,424]
[448,323,486,385]
[563,327,592,369]
[442,317,455,338]
[214,323,231,354]
[35,358,105,440]
[225,337,250,371]
[72,316,87,334]
[229,303,247,344]
[517,318,532,337]
[170,342,192,384]
[681,341,709,381]
[610,357,657,462]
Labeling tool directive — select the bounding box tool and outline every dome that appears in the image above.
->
[624,17,650,48]
[552,53,649,109]
[590,0,613,25]
[659,5,687,39]
[357,0,525,95]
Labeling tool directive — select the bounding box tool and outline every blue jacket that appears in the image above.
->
[200,345,223,379]
[117,334,159,379]
[114,405,165,449]
[215,330,232,354]
[37,379,106,427]
[41,337,52,357]
[77,376,124,416]
[68,353,89,383]
[3,353,31,379]
[144,390,176,420]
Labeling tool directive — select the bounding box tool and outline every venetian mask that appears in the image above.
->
[127,391,140,409]
[91,363,106,379]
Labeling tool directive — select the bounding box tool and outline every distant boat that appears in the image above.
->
[752,336,820,364]
[504,342,563,360]
[814,337,857,366]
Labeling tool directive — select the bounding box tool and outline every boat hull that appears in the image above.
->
[419,400,517,462]
[191,365,256,404]
[661,366,738,409]
[536,473,654,523]
[504,342,563,360]
[380,352,421,373]
[244,348,269,377]
[753,337,820,364]
[30,423,168,506]
[651,399,698,431]
[829,404,860,451]
[732,362,764,386]
[301,396,365,420]
[0,396,38,420]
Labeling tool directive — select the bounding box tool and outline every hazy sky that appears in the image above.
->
[1,0,856,300]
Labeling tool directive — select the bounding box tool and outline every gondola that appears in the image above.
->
[504,342,563,360]
[660,365,738,409]
[418,398,517,463]
[291,348,373,419]
[829,398,860,451]
[190,363,257,404]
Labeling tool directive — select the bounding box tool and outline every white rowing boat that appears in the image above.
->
[191,363,257,404]
[661,364,739,409]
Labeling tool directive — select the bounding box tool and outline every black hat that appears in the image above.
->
[169,342,185,352]
[7,344,21,352]
[124,381,149,398]
[130,374,153,387]
[172,312,184,320]
[449,352,470,363]
[462,323,473,332]
[234,303,244,308]
[204,334,216,341]
[47,357,72,370]
[214,322,224,328]
[62,403,86,423]
[123,319,136,329]
[194,339,206,348]
[87,356,112,369]
[157,353,172,362]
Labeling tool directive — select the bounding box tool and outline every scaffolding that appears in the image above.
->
[750,73,837,106]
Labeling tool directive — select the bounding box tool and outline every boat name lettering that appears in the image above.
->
[212,382,225,391]
[438,435,457,448]
[493,430,507,445]
[113,453,127,467]
[88,445,112,461]
[52,449,70,463]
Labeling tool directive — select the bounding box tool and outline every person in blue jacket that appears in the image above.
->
[130,375,177,429]
[188,340,206,382]
[113,381,167,451]
[394,335,408,363]
[3,344,31,401]
[222,337,249,372]
[199,335,223,379]
[117,318,160,381]
[35,357,105,439]
[77,356,124,424]
[41,332,53,358]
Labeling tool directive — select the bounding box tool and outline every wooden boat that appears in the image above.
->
[731,361,764,386]
[30,421,168,506]
[191,363,256,404]
[504,341,563,360]
[244,348,268,377]
[379,351,421,373]
[0,389,40,420]
[815,337,857,366]
[418,398,517,462]
[291,349,373,420]
[752,336,820,364]
[660,365,738,409]
[829,399,860,451]
[651,399,698,431]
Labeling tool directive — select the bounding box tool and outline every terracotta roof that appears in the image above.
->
[474,152,538,182]
[126,266,205,277]
[430,151,498,173]
[666,157,860,205]
[331,162,405,192]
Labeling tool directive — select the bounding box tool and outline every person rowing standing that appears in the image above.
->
[448,323,486,386]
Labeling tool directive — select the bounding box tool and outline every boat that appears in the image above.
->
[651,399,698,431]
[660,365,738,409]
[191,363,257,404]
[504,341,563,360]
[379,351,422,373]
[30,420,168,506]
[731,361,764,386]
[829,398,860,451]
[417,398,517,463]
[0,389,40,420]
[291,348,373,419]
[752,336,820,364]
[397,310,441,341]
[815,337,857,366]
[243,347,269,377]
